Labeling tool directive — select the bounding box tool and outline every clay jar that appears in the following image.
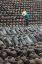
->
[20,56,27,62]
[29,59,36,64]
[3,61,11,64]
[34,48,42,54]
[0,57,3,64]
[5,56,18,64]
[29,52,39,59]
[0,40,4,46]
[18,59,24,64]
[1,51,7,59]
[35,58,42,64]
[7,51,17,57]
[3,49,17,57]
[24,59,30,64]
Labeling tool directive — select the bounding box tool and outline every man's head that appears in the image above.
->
[22,11,27,16]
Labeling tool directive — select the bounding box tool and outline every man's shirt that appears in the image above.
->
[25,13,30,19]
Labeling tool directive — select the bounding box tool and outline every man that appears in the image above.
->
[22,11,30,26]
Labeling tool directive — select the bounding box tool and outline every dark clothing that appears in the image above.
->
[26,19,29,26]
[24,13,30,26]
